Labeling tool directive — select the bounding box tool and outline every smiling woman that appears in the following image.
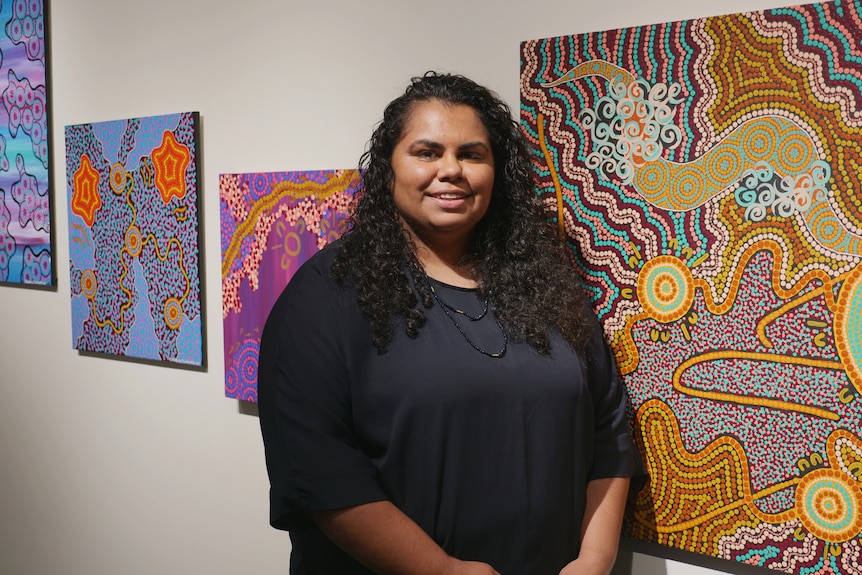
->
[390,100,495,286]
[257,72,643,575]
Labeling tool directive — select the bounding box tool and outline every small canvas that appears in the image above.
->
[65,112,204,366]
[0,0,51,286]
[220,169,359,401]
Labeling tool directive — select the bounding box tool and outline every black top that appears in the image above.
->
[258,241,640,575]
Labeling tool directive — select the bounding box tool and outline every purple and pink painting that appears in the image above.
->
[0,0,50,286]
[220,169,359,401]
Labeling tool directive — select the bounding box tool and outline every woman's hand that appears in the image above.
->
[444,559,501,575]
[558,556,608,575]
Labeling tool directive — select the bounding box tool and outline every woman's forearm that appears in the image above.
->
[560,476,631,575]
[311,501,500,575]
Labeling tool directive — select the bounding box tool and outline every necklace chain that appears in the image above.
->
[428,282,488,320]
[427,281,507,358]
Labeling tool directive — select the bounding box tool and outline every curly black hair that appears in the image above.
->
[331,71,594,355]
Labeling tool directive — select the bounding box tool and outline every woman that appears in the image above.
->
[258,72,640,575]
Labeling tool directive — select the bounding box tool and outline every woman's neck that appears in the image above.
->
[398,218,478,287]
[412,243,477,288]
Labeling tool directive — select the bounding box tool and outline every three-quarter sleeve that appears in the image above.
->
[258,255,387,530]
[585,318,644,481]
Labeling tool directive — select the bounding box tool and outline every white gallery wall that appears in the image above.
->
[0,0,805,573]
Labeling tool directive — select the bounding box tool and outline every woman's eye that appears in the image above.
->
[416,150,438,159]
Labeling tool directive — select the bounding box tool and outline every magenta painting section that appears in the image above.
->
[220,170,359,402]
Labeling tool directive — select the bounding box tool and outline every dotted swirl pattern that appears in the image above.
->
[521,1,862,572]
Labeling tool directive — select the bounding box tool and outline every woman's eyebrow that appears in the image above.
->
[406,139,490,152]
[458,141,490,152]
[407,139,443,150]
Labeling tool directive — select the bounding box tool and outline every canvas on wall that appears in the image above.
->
[521,0,862,572]
[65,112,204,366]
[220,169,359,402]
[0,0,50,285]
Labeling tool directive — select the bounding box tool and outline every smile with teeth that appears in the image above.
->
[430,191,469,199]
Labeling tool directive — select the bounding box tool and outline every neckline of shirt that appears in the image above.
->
[424,275,479,293]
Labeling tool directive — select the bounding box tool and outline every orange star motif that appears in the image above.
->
[151,130,191,204]
[71,154,102,227]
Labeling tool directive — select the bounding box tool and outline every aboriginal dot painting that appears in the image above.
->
[65,112,204,366]
[0,0,51,286]
[220,170,359,401]
[521,0,862,572]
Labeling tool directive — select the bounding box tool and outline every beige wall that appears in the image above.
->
[0,0,799,573]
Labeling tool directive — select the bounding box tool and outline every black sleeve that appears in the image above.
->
[585,316,645,481]
[257,253,387,530]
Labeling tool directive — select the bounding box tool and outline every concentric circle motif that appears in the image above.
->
[125,225,142,258]
[241,385,259,403]
[807,203,844,249]
[225,365,240,396]
[80,269,97,300]
[163,297,183,330]
[670,164,708,208]
[636,161,670,201]
[796,467,862,543]
[237,340,260,387]
[741,123,776,161]
[777,132,814,172]
[835,265,862,394]
[109,163,127,195]
[707,146,742,186]
[636,255,694,323]
[250,173,270,199]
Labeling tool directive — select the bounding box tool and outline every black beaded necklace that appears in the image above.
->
[426,279,507,358]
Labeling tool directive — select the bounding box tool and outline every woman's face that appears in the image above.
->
[390,99,495,254]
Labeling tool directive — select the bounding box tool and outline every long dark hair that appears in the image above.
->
[331,71,594,355]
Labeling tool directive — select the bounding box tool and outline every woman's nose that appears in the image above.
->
[437,152,463,180]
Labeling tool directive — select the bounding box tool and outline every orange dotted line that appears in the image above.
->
[221,171,359,279]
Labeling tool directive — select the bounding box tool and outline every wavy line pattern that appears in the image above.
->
[521,1,862,572]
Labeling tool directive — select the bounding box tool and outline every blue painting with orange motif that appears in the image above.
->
[65,112,204,366]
